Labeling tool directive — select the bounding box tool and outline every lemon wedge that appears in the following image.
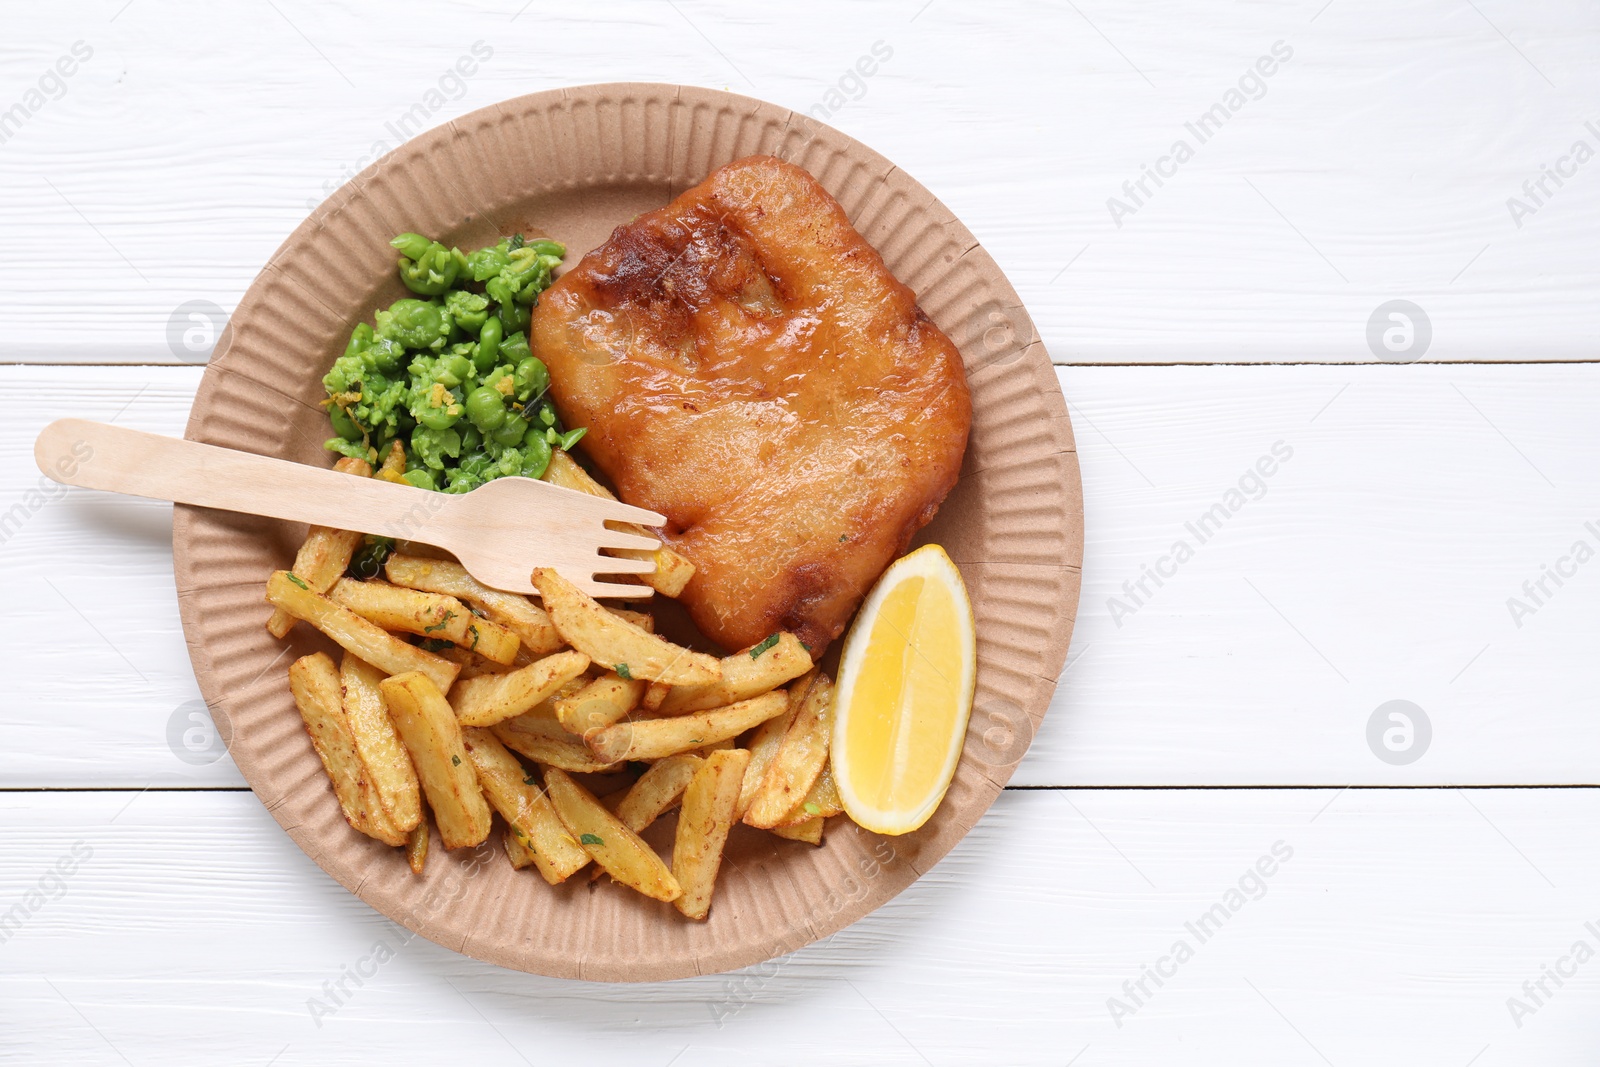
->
[831,544,976,836]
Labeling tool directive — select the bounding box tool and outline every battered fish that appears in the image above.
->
[531,155,971,652]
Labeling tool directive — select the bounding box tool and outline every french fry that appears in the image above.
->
[339,652,422,833]
[533,568,720,685]
[773,764,844,826]
[406,816,429,874]
[672,748,750,920]
[266,571,459,694]
[637,547,696,598]
[587,690,789,763]
[498,733,619,775]
[696,738,736,755]
[493,703,622,774]
[613,754,704,833]
[658,633,812,715]
[267,455,372,638]
[554,672,646,736]
[736,676,808,817]
[542,450,696,597]
[328,578,473,643]
[770,817,824,845]
[744,672,835,829]
[608,607,655,633]
[543,768,681,902]
[384,554,564,655]
[378,672,491,850]
[435,646,516,680]
[544,678,591,708]
[450,650,591,728]
[504,825,538,869]
[460,614,520,665]
[641,681,670,711]
[461,728,590,884]
[809,765,843,816]
[288,652,407,846]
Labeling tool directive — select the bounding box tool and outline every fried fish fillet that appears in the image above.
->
[532,155,971,652]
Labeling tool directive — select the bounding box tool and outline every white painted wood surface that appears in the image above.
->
[6,1,1600,1063]
[0,0,1596,364]
[6,789,1600,1066]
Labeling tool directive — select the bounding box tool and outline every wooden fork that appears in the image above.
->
[33,418,663,598]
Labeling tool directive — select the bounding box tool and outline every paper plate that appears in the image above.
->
[172,83,1082,982]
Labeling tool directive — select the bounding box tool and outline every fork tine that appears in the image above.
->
[581,578,656,600]
[582,495,667,527]
[600,529,667,553]
[591,555,658,576]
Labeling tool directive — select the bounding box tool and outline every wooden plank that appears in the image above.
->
[0,3,1595,364]
[1047,361,1600,785]
[6,364,1600,787]
[1,366,230,785]
[2,787,1596,1064]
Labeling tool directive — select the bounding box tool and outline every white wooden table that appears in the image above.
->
[5,2,1598,1062]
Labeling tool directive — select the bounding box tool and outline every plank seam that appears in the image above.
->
[8,784,1600,794]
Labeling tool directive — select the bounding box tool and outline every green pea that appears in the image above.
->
[326,230,571,497]
[390,233,434,261]
[499,330,531,365]
[344,322,374,358]
[322,353,361,395]
[502,301,529,335]
[491,413,528,446]
[439,354,472,386]
[324,436,370,461]
[415,406,459,431]
[443,289,489,336]
[396,241,459,296]
[485,275,531,334]
[520,427,552,478]
[503,248,542,287]
[465,386,507,432]
[514,356,550,401]
[475,315,502,372]
[376,299,449,350]
[465,241,511,282]
[410,426,460,469]
[328,405,362,439]
[401,468,437,490]
[363,336,404,374]
[511,257,557,303]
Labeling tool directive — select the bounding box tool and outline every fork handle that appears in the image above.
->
[35,418,457,544]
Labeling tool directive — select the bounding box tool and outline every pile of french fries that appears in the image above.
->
[264,451,847,920]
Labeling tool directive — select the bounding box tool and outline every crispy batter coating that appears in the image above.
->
[532,156,970,651]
